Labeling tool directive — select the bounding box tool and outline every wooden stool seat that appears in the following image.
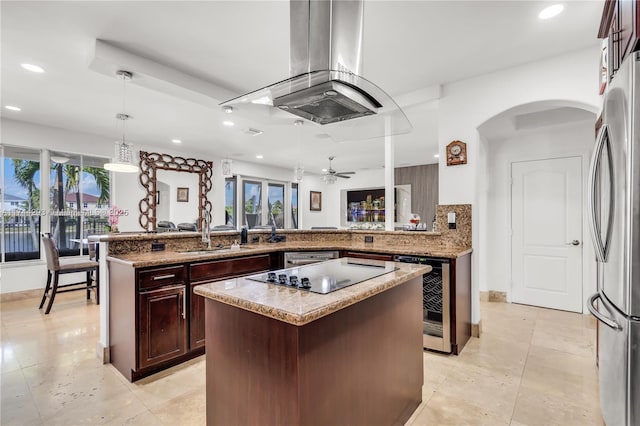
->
[39,233,99,314]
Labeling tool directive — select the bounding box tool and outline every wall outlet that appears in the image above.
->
[448,212,457,229]
[151,242,166,251]
[364,235,374,243]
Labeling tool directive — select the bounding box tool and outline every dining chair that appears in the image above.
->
[39,233,99,314]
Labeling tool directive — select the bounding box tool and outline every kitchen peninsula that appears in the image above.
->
[194,258,429,426]
[94,204,472,383]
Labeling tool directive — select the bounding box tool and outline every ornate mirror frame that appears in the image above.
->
[138,151,213,231]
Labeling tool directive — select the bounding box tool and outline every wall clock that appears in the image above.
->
[446,140,467,166]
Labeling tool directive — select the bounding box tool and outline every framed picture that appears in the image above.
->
[310,191,322,211]
[177,187,189,202]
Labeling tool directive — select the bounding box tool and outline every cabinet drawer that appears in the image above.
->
[138,265,185,290]
[345,251,394,262]
[190,254,271,282]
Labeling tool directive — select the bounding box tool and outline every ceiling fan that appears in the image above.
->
[323,156,355,182]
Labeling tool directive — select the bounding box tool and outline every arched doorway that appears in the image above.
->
[477,100,597,312]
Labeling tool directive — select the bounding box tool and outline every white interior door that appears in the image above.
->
[511,157,583,312]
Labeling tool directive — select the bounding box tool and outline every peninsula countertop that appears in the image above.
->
[106,241,472,268]
[193,257,431,326]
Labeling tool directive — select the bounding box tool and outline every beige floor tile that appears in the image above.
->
[531,326,593,358]
[433,363,521,422]
[0,294,603,426]
[411,392,511,426]
[24,360,132,418]
[150,388,206,426]
[0,369,42,425]
[103,409,163,426]
[41,388,148,425]
[127,357,206,409]
[512,385,604,426]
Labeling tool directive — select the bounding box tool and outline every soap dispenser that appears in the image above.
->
[240,226,248,244]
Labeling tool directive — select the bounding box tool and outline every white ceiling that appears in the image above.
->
[1,1,602,174]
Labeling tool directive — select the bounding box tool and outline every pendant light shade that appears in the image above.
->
[221,158,233,178]
[105,137,138,173]
[104,70,139,173]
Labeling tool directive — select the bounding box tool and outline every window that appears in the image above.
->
[243,180,262,229]
[291,183,299,229]
[267,183,285,228]
[1,146,41,262]
[225,177,236,226]
[83,202,88,209]
[234,178,294,229]
[49,152,110,257]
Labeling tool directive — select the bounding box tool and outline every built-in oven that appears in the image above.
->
[284,251,340,267]
[394,255,451,353]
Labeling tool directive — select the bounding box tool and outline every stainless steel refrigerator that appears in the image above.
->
[588,52,640,426]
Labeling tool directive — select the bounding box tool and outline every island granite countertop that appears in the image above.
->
[193,257,431,326]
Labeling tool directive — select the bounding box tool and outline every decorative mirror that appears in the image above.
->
[138,151,213,231]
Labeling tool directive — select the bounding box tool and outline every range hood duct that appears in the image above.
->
[221,0,411,141]
[275,0,381,124]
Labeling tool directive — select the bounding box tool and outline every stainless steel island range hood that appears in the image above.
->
[221,0,411,141]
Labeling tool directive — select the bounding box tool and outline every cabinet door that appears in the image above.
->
[189,282,206,350]
[618,0,635,59]
[139,285,186,369]
[189,255,271,350]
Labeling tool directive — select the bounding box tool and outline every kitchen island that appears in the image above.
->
[194,257,430,426]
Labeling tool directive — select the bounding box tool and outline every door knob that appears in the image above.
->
[566,240,580,246]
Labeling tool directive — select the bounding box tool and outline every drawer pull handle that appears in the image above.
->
[152,274,176,281]
[182,292,186,320]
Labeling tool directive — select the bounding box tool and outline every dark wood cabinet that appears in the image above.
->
[189,254,271,349]
[342,251,395,261]
[600,0,640,80]
[138,285,187,369]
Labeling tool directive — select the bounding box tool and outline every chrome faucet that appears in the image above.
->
[202,209,211,249]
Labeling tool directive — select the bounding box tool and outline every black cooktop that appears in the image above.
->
[246,258,398,294]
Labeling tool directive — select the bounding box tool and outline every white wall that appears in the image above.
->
[437,47,601,323]
[481,119,597,312]
[300,169,386,229]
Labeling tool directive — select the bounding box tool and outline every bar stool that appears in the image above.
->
[39,233,99,314]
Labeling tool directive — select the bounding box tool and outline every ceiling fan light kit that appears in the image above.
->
[322,156,355,184]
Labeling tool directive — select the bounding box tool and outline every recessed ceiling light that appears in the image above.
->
[171,139,182,144]
[256,154,264,159]
[223,121,234,127]
[434,154,440,158]
[21,63,45,73]
[5,105,21,111]
[321,168,328,172]
[538,4,564,20]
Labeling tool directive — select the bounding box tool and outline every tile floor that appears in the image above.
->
[1,292,603,425]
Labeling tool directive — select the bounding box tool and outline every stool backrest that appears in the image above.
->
[41,233,60,271]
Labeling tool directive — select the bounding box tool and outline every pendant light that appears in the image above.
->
[104,70,139,173]
[293,120,304,182]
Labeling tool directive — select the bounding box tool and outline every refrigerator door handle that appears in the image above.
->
[588,292,621,330]
[587,124,608,263]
